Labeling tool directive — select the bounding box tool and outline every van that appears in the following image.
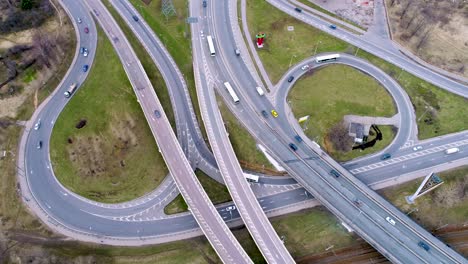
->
[445,148,459,154]
[289,143,298,151]
[255,86,264,96]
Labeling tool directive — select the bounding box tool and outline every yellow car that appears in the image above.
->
[271,109,278,118]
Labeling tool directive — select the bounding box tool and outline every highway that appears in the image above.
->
[200,0,467,262]
[189,0,295,262]
[83,1,253,263]
[15,0,468,262]
[108,0,223,184]
[267,0,468,98]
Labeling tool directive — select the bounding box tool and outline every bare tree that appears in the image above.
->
[328,122,353,152]
[404,12,417,29]
[409,18,426,38]
[32,29,57,68]
[416,29,431,50]
[399,0,413,19]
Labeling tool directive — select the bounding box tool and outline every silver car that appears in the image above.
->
[34,119,41,130]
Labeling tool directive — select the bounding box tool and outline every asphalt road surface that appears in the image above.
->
[16,0,468,262]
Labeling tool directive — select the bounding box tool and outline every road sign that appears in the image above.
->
[406,172,444,204]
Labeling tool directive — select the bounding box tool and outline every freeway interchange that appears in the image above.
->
[17,0,468,263]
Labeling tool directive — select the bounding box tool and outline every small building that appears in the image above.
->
[348,123,365,143]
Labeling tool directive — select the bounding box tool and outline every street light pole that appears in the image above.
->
[288,54,296,68]
[313,40,321,55]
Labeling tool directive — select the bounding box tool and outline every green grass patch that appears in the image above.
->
[164,194,188,215]
[21,67,37,83]
[103,0,175,128]
[272,208,356,256]
[355,50,468,139]
[165,170,232,215]
[50,237,220,263]
[50,23,168,203]
[246,0,353,83]
[217,95,276,172]
[247,0,468,139]
[288,65,396,161]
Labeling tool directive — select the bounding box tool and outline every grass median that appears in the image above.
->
[50,23,168,203]
[287,64,396,161]
[247,0,468,139]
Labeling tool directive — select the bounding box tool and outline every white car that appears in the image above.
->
[301,64,309,71]
[386,216,396,226]
[77,17,82,24]
[413,146,423,151]
[34,119,41,130]
[83,49,88,57]
[226,205,236,211]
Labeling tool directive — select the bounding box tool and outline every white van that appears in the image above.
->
[256,86,264,96]
[445,148,459,154]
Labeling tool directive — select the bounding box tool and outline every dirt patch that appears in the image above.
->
[386,0,468,77]
[309,0,375,27]
[66,115,139,179]
[432,177,467,208]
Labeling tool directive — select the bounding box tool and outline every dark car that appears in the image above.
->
[418,241,430,251]
[132,15,139,21]
[84,27,89,33]
[354,199,362,207]
[82,65,89,72]
[203,0,207,7]
[294,7,302,12]
[287,76,294,83]
[37,141,42,149]
[329,24,337,29]
[289,143,298,151]
[261,110,268,118]
[380,153,391,160]
[154,110,161,118]
[330,169,340,178]
[294,135,302,142]
[80,47,85,54]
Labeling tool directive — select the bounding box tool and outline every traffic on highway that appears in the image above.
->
[15,0,468,263]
